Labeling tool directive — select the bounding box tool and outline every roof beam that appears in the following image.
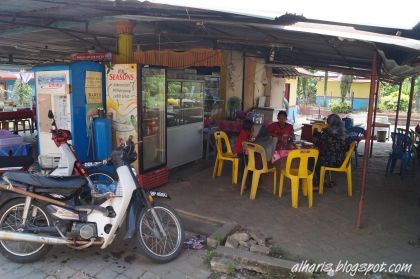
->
[0,18,116,39]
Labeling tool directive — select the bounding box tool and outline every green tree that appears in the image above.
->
[340,75,353,102]
[297,76,318,105]
[379,77,420,112]
[12,80,32,106]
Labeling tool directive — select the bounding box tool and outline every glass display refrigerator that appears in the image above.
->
[167,78,204,168]
[204,75,224,120]
[139,67,166,172]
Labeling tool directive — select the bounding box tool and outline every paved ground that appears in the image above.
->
[0,236,211,279]
[7,115,419,278]
[164,141,420,278]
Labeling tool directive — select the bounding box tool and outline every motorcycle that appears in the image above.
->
[0,112,184,263]
[0,111,115,207]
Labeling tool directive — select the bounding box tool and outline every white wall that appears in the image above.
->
[253,58,267,107]
[225,51,243,112]
[271,76,285,108]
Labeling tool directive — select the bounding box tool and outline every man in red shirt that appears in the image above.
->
[267,111,294,141]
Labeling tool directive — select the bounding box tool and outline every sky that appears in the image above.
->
[149,0,420,30]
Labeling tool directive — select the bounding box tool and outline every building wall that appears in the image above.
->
[223,52,268,112]
[222,51,300,121]
[285,78,298,106]
[253,58,267,107]
[225,51,244,103]
[316,80,370,98]
[270,76,284,108]
[316,80,370,110]
[285,78,298,122]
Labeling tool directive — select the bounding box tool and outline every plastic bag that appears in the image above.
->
[93,181,117,194]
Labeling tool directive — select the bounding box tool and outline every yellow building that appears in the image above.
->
[316,74,370,110]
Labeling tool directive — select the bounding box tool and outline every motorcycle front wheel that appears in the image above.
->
[136,203,184,262]
[0,199,52,263]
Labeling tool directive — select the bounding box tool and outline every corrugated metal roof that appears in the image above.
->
[0,0,418,82]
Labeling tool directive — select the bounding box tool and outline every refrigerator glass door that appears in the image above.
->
[141,67,166,171]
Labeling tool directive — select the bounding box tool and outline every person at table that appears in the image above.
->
[313,114,349,188]
[233,119,255,158]
[233,119,256,188]
[267,111,294,145]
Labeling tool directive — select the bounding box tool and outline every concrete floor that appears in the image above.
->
[163,141,420,278]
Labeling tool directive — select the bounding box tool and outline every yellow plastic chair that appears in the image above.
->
[279,149,319,208]
[319,142,356,196]
[240,142,276,200]
[312,123,328,134]
[212,131,239,184]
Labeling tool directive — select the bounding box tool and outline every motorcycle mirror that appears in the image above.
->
[48,110,54,119]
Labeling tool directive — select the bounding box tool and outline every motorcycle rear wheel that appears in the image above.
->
[136,203,184,262]
[0,199,52,263]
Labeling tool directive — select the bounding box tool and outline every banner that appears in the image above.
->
[105,64,138,147]
[71,52,112,61]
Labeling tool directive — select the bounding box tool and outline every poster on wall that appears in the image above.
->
[85,71,103,126]
[35,70,68,95]
[35,70,71,156]
[105,64,138,147]
[35,70,70,131]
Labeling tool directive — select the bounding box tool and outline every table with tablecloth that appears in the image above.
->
[0,143,32,156]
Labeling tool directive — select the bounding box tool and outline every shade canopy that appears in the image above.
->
[0,0,418,81]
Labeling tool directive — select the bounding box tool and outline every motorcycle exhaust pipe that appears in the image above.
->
[0,231,70,244]
[0,231,103,246]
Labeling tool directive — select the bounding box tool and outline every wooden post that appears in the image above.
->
[406,76,416,133]
[369,79,380,158]
[394,82,403,133]
[357,51,377,229]
[323,71,328,107]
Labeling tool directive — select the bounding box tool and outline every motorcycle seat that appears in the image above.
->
[3,171,86,190]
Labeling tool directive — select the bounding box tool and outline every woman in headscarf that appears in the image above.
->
[313,114,350,189]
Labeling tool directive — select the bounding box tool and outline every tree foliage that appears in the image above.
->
[297,77,318,105]
[379,77,420,112]
[340,75,353,102]
[12,80,32,106]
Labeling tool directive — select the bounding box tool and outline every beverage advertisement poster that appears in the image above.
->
[105,64,138,148]
[35,70,68,95]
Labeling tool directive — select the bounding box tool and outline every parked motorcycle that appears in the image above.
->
[0,112,184,263]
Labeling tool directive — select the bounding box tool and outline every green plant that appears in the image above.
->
[380,91,409,112]
[226,262,236,276]
[377,102,387,113]
[329,100,352,114]
[213,234,222,242]
[206,250,216,263]
[12,80,32,106]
